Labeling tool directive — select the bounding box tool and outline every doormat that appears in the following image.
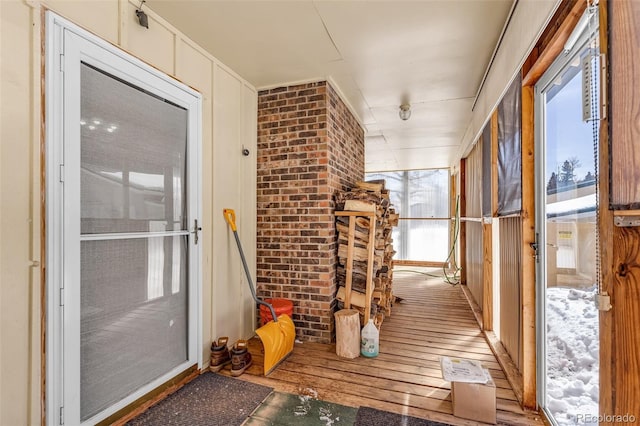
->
[127,372,273,426]
[245,391,358,425]
[354,407,453,426]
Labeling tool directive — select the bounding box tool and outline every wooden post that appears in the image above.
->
[451,172,457,271]
[334,309,360,359]
[522,0,587,87]
[520,83,536,410]
[482,220,493,331]
[483,110,500,331]
[481,119,493,329]
[607,0,640,419]
[460,158,467,285]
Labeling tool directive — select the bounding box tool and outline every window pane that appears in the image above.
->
[393,220,449,262]
[80,236,188,420]
[80,63,188,234]
[366,169,450,262]
[366,171,404,214]
[408,169,449,218]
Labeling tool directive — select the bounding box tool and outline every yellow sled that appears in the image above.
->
[223,209,295,375]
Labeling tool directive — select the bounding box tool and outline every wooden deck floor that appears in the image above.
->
[221,269,544,425]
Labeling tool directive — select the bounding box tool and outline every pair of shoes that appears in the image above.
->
[230,340,252,376]
[209,337,231,372]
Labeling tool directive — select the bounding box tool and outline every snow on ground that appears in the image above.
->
[546,285,599,425]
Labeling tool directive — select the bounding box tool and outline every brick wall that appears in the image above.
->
[256,81,364,343]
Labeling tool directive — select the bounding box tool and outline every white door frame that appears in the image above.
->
[45,12,202,425]
[534,12,598,423]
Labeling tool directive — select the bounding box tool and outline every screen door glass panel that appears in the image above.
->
[80,63,187,234]
[80,63,189,421]
[80,237,187,419]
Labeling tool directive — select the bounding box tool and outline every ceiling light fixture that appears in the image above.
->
[399,104,411,121]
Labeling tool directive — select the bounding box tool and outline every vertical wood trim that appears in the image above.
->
[520,84,537,409]
[610,0,640,208]
[611,226,640,418]
[481,109,500,333]
[451,173,456,220]
[491,110,499,217]
[483,221,493,331]
[522,0,587,87]
[451,172,457,270]
[607,0,640,419]
[460,159,467,285]
[598,0,614,420]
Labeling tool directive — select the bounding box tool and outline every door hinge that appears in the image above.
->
[59,405,64,425]
[59,54,64,73]
[59,164,64,183]
[59,288,64,307]
[192,219,202,245]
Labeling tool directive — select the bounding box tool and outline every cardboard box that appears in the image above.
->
[451,373,497,424]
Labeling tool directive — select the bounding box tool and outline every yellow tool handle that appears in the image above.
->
[223,208,237,231]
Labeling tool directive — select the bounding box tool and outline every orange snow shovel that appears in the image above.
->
[223,208,295,375]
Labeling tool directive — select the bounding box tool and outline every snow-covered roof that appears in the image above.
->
[546,193,596,219]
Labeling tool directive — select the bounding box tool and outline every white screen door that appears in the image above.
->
[46,13,201,425]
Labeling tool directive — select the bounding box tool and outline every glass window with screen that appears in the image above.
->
[366,169,450,262]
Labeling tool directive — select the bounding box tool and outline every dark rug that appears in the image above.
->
[127,372,273,426]
[354,407,453,426]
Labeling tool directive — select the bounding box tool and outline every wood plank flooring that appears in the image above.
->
[221,269,544,425]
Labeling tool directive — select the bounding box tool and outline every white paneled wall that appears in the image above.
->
[0,1,257,424]
[212,64,257,345]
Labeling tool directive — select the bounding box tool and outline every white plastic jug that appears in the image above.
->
[360,319,379,357]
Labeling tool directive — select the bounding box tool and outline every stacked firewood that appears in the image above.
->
[335,180,399,326]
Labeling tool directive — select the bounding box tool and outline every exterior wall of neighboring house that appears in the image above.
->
[0,1,257,424]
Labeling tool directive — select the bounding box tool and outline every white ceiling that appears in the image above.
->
[148,0,514,172]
